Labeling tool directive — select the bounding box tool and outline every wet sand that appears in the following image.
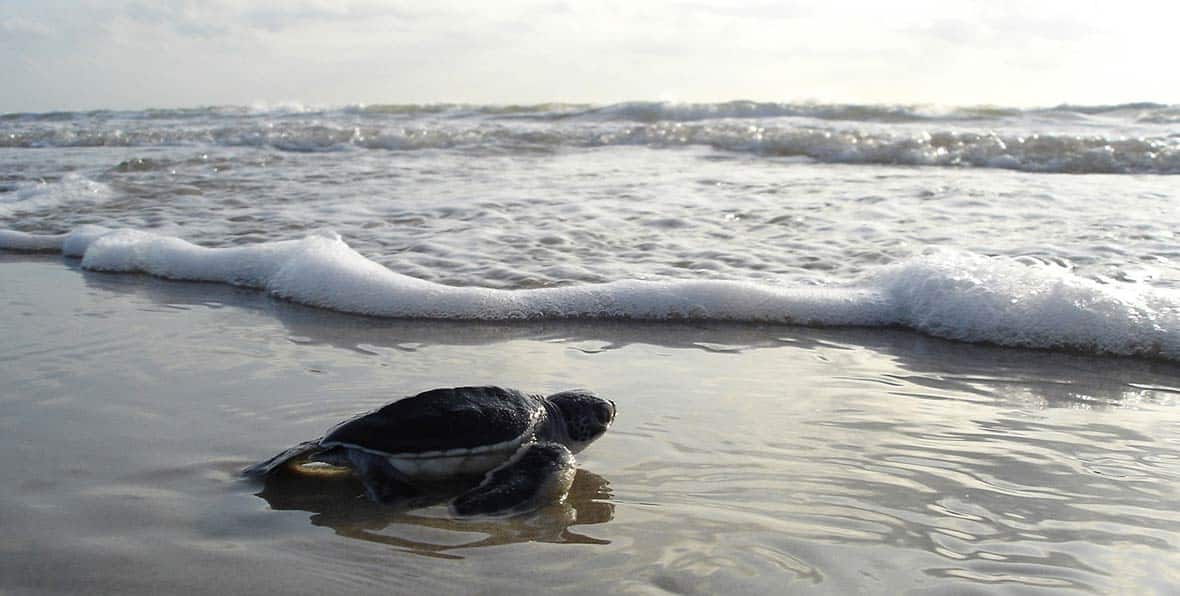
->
[3,254,1180,594]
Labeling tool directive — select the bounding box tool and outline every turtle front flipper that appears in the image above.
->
[450,442,576,517]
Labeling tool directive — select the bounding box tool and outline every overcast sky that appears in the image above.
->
[2,0,1177,113]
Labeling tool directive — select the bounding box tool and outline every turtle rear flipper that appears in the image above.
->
[450,442,576,517]
[242,440,327,478]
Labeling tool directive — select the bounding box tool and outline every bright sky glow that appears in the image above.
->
[3,0,1178,112]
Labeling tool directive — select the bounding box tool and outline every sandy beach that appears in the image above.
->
[4,254,1179,594]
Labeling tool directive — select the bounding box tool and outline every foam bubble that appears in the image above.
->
[4,227,1180,360]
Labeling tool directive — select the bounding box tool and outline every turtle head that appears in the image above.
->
[545,390,615,453]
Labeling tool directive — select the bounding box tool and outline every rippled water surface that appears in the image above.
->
[4,257,1180,594]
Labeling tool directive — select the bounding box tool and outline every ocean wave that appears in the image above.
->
[569,101,1180,124]
[6,101,1175,124]
[3,227,1178,361]
[4,100,1179,174]
[3,120,1177,174]
[575,101,960,123]
[0,175,114,216]
[596,125,1180,174]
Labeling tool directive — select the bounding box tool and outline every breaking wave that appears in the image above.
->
[0,175,114,217]
[2,102,1178,174]
[3,100,1175,123]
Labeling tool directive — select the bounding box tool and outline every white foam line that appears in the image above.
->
[3,226,1179,360]
[69,227,890,325]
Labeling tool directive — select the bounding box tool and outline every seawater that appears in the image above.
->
[3,102,1178,359]
[4,102,1180,594]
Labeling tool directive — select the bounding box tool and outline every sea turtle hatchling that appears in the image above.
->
[243,386,615,516]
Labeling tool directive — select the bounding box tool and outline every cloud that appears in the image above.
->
[0,16,54,38]
[1,0,1179,111]
[672,0,809,20]
[908,13,1100,49]
[108,0,420,37]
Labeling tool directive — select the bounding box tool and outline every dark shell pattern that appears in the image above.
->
[320,386,542,456]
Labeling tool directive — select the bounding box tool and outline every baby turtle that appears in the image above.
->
[244,386,615,516]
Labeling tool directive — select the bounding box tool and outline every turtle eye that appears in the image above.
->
[594,403,613,425]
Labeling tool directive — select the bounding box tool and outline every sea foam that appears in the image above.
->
[2,227,1178,360]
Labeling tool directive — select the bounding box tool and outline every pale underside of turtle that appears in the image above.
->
[244,386,615,516]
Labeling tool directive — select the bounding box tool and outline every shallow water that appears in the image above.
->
[4,256,1180,594]
[3,103,1179,290]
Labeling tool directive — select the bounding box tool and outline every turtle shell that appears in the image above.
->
[320,386,543,456]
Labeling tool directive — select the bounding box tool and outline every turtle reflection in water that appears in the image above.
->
[244,386,615,517]
[257,467,615,558]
